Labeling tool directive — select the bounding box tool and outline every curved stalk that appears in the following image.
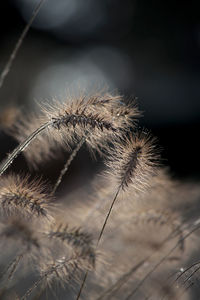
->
[0,121,51,176]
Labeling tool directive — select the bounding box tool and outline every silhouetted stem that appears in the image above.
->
[175,261,200,284]
[0,0,46,90]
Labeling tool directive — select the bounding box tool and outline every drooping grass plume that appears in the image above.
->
[43,93,140,156]
[0,174,53,220]
[18,94,139,166]
[0,93,139,175]
[105,130,160,193]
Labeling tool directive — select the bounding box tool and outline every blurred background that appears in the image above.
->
[0,0,199,180]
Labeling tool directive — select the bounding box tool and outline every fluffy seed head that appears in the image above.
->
[45,93,139,155]
[9,93,140,166]
[105,131,160,192]
[0,174,53,220]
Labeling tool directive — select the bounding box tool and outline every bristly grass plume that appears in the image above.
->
[0,174,53,220]
[0,4,199,298]
[0,89,199,300]
[0,93,140,175]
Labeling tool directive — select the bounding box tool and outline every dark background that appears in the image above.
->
[0,0,199,180]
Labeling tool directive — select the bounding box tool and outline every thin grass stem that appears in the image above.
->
[76,185,121,300]
[96,259,146,300]
[124,223,200,300]
[0,0,46,90]
[0,121,51,176]
[51,137,86,195]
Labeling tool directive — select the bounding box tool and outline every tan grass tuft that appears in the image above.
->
[7,93,140,168]
[0,174,53,220]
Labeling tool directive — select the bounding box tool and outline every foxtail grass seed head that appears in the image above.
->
[106,131,160,193]
[1,89,198,300]
[9,93,140,167]
[0,174,53,220]
[43,93,139,154]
